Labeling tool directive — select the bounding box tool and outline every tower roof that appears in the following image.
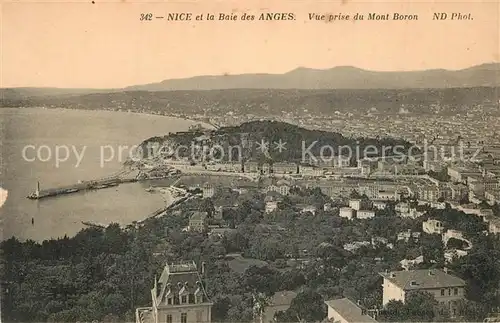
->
[154,261,210,305]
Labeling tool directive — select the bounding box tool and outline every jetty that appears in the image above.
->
[26,171,138,200]
[81,221,107,229]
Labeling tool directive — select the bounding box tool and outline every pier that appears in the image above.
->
[27,170,138,200]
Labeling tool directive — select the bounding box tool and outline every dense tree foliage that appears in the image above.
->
[143,120,414,164]
[2,188,499,322]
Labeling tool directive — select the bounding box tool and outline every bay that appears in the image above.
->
[0,108,197,241]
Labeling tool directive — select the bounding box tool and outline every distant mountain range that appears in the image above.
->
[126,63,500,91]
[1,63,499,99]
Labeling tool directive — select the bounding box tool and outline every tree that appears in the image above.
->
[253,292,271,323]
[350,190,362,199]
[455,299,489,321]
[199,198,215,217]
[380,291,437,322]
[420,234,444,266]
[243,266,280,297]
[285,289,326,323]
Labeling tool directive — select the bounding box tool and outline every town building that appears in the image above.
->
[449,183,468,201]
[214,206,225,220]
[265,184,290,196]
[372,201,387,210]
[243,161,259,173]
[323,203,333,211]
[298,164,323,176]
[399,255,424,270]
[261,163,271,174]
[485,189,500,205]
[447,166,481,184]
[357,210,375,220]
[397,230,421,242]
[358,158,377,176]
[417,185,440,202]
[301,205,317,215]
[489,217,500,235]
[339,207,354,220]
[349,199,362,211]
[395,202,410,214]
[379,269,466,316]
[202,183,215,198]
[135,261,213,323]
[189,211,208,232]
[422,219,445,234]
[208,227,236,239]
[272,162,297,174]
[324,298,378,323]
[377,190,400,201]
[348,199,372,211]
[343,241,372,252]
[423,160,444,172]
[265,201,278,214]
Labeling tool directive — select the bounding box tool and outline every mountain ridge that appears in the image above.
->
[125,62,500,91]
[2,63,499,98]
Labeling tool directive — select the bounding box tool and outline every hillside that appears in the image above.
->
[2,87,498,116]
[0,88,116,101]
[140,120,412,163]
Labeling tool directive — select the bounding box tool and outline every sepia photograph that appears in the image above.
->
[1,0,499,322]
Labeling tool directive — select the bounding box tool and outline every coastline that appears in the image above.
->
[0,107,205,242]
[1,106,217,131]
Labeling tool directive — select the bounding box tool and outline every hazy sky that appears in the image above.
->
[2,0,499,88]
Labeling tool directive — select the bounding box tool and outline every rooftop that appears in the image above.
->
[379,269,466,290]
[167,261,198,273]
[324,298,378,323]
[154,261,210,305]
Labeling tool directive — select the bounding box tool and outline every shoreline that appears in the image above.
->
[5,180,181,243]
[1,106,217,131]
[1,107,207,242]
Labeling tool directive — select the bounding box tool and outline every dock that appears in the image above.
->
[27,171,138,200]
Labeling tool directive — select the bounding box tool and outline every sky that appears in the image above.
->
[2,0,499,88]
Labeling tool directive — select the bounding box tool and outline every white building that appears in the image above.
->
[397,230,421,242]
[266,184,290,196]
[136,261,213,323]
[399,255,424,270]
[301,205,317,215]
[339,207,354,220]
[379,269,466,316]
[324,298,378,323]
[349,199,362,211]
[372,201,387,210]
[357,210,375,219]
[377,190,400,201]
[395,202,410,214]
[422,219,445,234]
[489,217,500,235]
[202,183,215,198]
[324,203,333,211]
[265,201,278,214]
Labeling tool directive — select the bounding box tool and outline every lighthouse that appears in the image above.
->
[35,181,40,198]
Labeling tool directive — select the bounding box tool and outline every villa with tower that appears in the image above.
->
[136,261,213,323]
